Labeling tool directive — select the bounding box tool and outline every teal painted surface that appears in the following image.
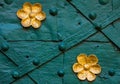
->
[0,0,120,84]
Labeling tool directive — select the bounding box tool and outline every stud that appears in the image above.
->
[12,71,20,79]
[33,59,40,66]
[4,0,13,5]
[89,12,97,20]
[108,69,115,76]
[1,42,9,51]
[57,70,65,77]
[99,0,109,5]
[49,7,58,16]
[59,42,66,51]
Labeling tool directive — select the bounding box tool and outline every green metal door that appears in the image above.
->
[0,0,120,84]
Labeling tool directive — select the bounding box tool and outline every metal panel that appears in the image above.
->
[0,0,120,84]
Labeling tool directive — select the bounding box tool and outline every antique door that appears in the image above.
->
[0,0,120,84]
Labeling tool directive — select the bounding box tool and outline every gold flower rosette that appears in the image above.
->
[72,54,101,81]
[17,2,46,28]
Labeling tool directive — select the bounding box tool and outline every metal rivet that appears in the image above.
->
[89,12,97,20]
[78,22,81,25]
[59,42,66,51]
[99,0,109,5]
[0,3,4,7]
[108,69,115,76]
[25,55,29,58]
[64,3,67,6]
[1,42,9,51]
[33,59,40,66]
[96,45,99,48]
[49,7,58,16]
[4,0,13,5]
[94,23,102,31]
[67,0,72,2]
[57,70,64,77]
[12,71,20,79]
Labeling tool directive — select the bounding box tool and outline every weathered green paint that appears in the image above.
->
[64,41,120,84]
[98,0,110,5]
[29,55,63,84]
[4,0,13,5]
[86,32,109,42]
[0,0,120,84]
[70,0,120,28]
[0,0,59,41]
[12,76,35,84]
[103,20,120,48]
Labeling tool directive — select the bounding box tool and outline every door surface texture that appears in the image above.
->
[0,0,120,84]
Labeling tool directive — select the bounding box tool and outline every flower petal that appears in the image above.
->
[77,70,87,80]
[72,63,84,73]
[17,9,28,19]
[32,3,42,13]
[31,18,41,28]
[87,54,98,65]
[23,2,32,14]
[21,17,31,27]
[29,12,36,18]
[90,64,101,74]
[77,54,87,65]
[87,71,96,81]
[35,12,46,21]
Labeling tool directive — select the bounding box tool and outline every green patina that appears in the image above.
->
[0,0,120,84]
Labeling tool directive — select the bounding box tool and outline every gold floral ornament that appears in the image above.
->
[17,2,46,28]
[72,54,101,81]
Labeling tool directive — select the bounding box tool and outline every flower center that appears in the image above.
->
[84,64,90,70]
[29,12,36,18]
